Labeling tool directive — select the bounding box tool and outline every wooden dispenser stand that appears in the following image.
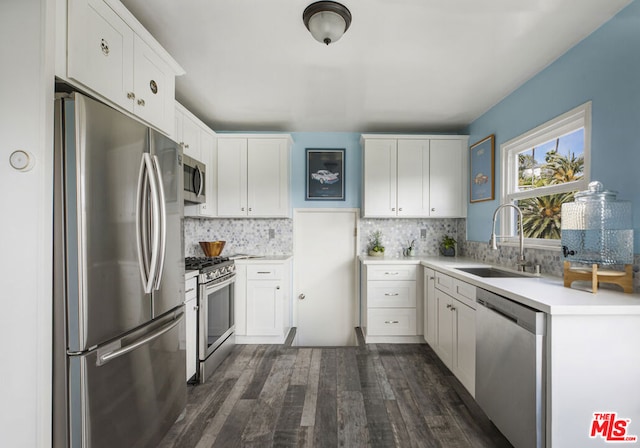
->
[563,261,633,293]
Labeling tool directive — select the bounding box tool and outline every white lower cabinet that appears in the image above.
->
[428,270,476,396]
[235,260,291,343]
[184,276,198,381]
[361,263,422,343]
[423,268,437,347]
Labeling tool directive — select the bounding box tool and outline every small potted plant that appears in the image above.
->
[367,230,385,257]
[440,235,457,257]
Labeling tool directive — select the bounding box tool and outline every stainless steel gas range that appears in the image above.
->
[185,256,236,383]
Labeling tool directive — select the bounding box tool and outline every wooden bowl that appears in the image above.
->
[199,241,226,257]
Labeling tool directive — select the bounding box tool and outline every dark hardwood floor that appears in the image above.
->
[160,338,513,448]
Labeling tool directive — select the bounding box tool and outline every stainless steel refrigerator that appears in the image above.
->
[53,92,186,448]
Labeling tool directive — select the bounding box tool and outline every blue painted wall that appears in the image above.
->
[290,132,362,209]
[466,0,640,252]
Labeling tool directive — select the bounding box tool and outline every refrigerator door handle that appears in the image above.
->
[96,312,184,366]
[136,154,161,294]
[152,155,167,291]
[136,155,151,290]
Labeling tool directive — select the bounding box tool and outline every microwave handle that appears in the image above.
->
[195,165,204,197]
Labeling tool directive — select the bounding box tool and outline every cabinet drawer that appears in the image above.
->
[368,281,416,308]
[367,265,417,281]
[434,271,453,293]
[452,279,476,308]
[247,265,283,280]
[367,309,417,336]
[185,277,197,301]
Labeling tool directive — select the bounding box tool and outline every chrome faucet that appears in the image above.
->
[489,204,526,269]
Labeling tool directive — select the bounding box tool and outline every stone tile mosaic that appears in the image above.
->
[359,218,465,257]
[464,241,640,293]
[463,241,564,276]
[185,215,639,292]
[184,218,293,257]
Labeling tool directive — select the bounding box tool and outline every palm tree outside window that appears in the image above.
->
[499,102,591,247]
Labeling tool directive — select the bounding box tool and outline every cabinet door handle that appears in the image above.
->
[391,207,396,211]
[385,320,399,324]
[384,272,399,276]
[299,294,306,300]
[249,207,252,211]
[127,92,135,100]
[431,208,435,212]
[429,277,434,280]
[185,288,195,293]
[137,98,146,107]
[193,305,199,311]
[384,293,399,296]
[241,207,245,211]
[276,286,280,290]
[399,207,403,211]
[450,306,456,311]
[257,271,272,274]
[446,304,452,309]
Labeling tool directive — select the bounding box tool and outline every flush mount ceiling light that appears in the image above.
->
[303,1,352,45]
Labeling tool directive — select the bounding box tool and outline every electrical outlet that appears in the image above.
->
[268,228,275,239]
[420,228,427,239]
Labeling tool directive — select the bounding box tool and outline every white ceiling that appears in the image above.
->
[121,0,631,133]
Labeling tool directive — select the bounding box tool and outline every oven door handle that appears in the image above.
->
[203,274,237,293]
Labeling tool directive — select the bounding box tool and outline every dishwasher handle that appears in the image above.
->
[476,288,546,336]
[477,298,518,324]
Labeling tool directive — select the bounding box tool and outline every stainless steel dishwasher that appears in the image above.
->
[475,288,546,448]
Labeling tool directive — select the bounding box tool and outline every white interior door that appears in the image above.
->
[293,209,358,346]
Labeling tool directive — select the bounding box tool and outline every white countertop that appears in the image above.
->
[232,255,292,264]
[360,255,640,315]
[185,270,198,281]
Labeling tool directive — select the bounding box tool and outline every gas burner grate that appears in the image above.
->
[185,256,232,272]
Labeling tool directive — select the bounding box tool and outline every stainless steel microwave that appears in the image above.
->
[183,154,206,204]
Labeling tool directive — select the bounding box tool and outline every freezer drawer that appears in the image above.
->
[68,312,186,448]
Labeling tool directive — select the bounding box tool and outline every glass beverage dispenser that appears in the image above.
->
[561,181,633,293]
[561,181,633,265]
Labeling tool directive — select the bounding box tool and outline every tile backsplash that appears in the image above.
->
[185,217,464,258]
[359,218,466,257]
[185,216,638,292]
[184,218,293,257]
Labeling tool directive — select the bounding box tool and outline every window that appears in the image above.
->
[500,102,591,247]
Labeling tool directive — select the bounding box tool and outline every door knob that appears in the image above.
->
[299,294,306,300]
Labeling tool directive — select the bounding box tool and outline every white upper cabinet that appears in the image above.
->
[64,0,184,134]
[429,139,465,217]
[362,139,397,217]
[176,102,217,218]
[67,0,134,111]
[217,135,291,218]
[397,139,430,216]
[217,138,248,217]
[362,134,468,218]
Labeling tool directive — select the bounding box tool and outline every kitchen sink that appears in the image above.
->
[455,267,534,278]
